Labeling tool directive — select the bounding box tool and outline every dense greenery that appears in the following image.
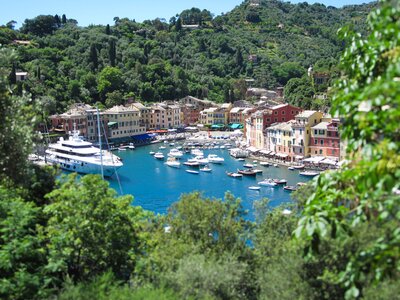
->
[1,0,399,299]
[0,0,374,114]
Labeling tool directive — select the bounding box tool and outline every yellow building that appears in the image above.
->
[104,105,146,141]
[291,110,323,158]
[200,103,232,126]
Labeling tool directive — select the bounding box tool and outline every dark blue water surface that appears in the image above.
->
[106,142,312,220]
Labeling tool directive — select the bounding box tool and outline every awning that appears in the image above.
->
[247,146,260,153]
[294,155,304,160]
[211,124,225,129]
[269,151,276,156]
[276,153,289,158]
[131,133,154,140]
[303,156,325,163]
[320,158,337,165]
[259,150,271,155]
[230,123,243,129]
[107,121,118,126]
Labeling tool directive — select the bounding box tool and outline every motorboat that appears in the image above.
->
[118,147,127,151]
[168,148,184,158]
[165,157,180,168]
[183,161,200,167]
[186,169,199,174]
[149,151,155,155]
[258,179,277,187]
[273,178,287,184]
[154,152,165,160]
[226,171,243,178]
[252,169,263,174]
[45,127,123,177]
[283,185,298,192]
[191,148,204,156]
[248,186,261,190]
[219,145,226,149]
[229,148,249,158]
[191,156,209,165]
[169,143,175,146]
[237,158,245,161]
[237,169,258,176]
[159,146,166,149]
[260,161,270,166]
[207,154,224,164]
[200,165,212,172]
[243,163,254,168]
[288,166,295,170]
[293,164,305,169]
[273,164,278,167]
[297,182,307,186]
[128,143,135,150]
[299,170,320,177]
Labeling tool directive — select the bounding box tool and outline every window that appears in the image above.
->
[274,118,278,122]
[315,139,318,144]
[282,118,285,121]
[314,130,318,135]
[319,149,323,154]
[321,140,324,145]
[282,111,285,115]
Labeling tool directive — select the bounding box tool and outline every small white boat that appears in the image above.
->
[186,169,199,174]
[253,160,258,163]
[273,164,278,167]
[200,165,212,172]
[252,169,263,174]
[163,140,168,144]
[258,179,277,187]
[118,147,127,151]
[260,161,270,166]
[168,148,184,158]
[207,154,224,164]
[149,151,155,155]
[128,143,135,149]
[249,186,261,190]
[219,145,226,149]
[297,182,307,186]
[273,178,287,185]
[159,146,166,149]
[237,158,245,161]
[191,148,204,156]
[154,152,165,160]
[294,164,305,169]
[288,166,295,170]
[191,156,209,165]
[226,171,243,178]
[243,163,254,168]
[283,185,298,192]
[300,170,320,177]
[165,157,180,168]
[183,161,200,167]
[169,143,175,146]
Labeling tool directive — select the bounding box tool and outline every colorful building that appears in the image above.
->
[309,117,340,159]
[291,110,324,159]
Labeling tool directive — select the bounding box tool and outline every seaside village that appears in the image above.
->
[49,88,343,170]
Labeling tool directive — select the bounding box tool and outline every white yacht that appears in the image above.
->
[168,148,184,158]
[45,129,123,177]
[191,148,204,156]
[165,157,180,168]
[207,154,225,164]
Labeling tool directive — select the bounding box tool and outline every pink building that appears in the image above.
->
[309,118,340,159]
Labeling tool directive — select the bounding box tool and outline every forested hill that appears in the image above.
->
[1,0,375,113]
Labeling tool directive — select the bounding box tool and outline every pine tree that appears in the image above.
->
[36,66,41,80]
[61,14,67,24]
[109,40,116,67]
[54,14,61,28]
[105,24,111,35]
[89,44,98,71]
[9,64,16,84]
[176,17,182,31]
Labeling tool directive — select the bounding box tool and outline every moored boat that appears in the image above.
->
[168,148,184,158]
[165,157,180,168]
[243,163,254,168]
[288,166,295,170]
[258,179,277,187]
[237,169,258,176]
[293,164,305,169]
[260,161,270,166]
[273,178,287,184]
[248,186,261,190]
[207,154,225,164]
[154,152,165,160]
[226,171,243,178]
[200,165,212,172]
[283,185,298,192]
[186,169,199,174]
[299,170,320,177]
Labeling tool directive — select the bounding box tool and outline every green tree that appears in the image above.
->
[44,174,145,282]
[88,44,98,71]
[295,1,400,298]
[108,39,116,67]
[97,66,123,99]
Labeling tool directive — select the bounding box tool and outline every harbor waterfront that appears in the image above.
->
[104,142,313,220]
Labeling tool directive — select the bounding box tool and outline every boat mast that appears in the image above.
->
[96,107,104,179]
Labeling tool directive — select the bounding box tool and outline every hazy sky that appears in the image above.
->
[1,0,373,28]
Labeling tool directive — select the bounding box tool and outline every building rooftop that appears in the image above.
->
[296,110,318,118]
[105,105,138,114]
[311,122,330,130]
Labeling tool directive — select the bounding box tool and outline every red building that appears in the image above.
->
[309,118,340,159]
[262,103,303,129]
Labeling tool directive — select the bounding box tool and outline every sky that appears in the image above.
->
[1,0,373,28]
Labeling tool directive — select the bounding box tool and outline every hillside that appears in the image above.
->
[0,0,375,113]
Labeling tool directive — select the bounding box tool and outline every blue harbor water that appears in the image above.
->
[105,142,313,220]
